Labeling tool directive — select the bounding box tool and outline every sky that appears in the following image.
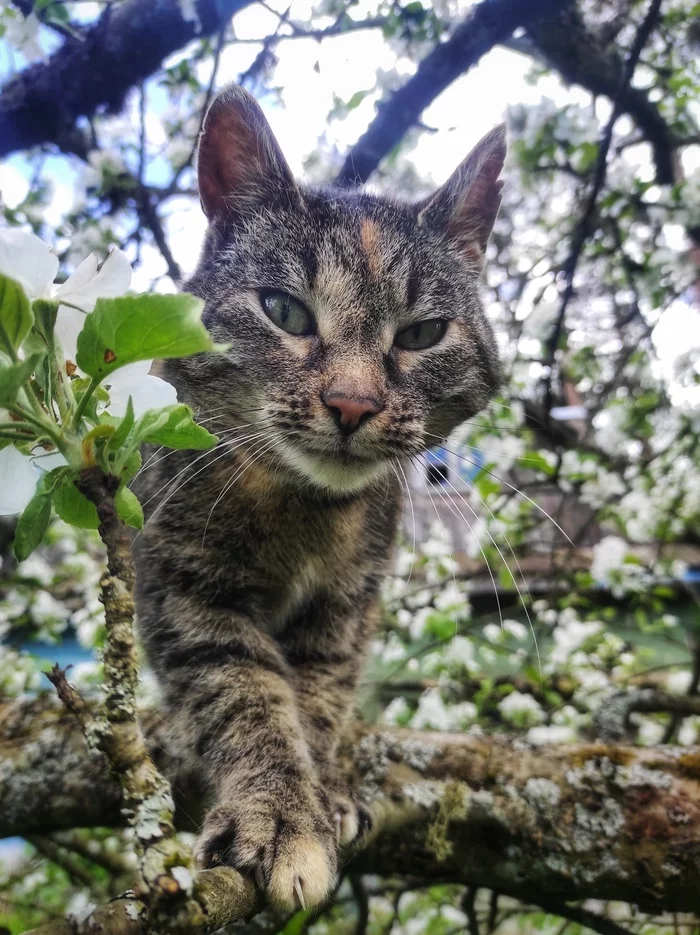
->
[1,0,699,390]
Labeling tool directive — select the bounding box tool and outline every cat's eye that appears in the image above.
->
[261,291,315,336]
[394,319,447,351]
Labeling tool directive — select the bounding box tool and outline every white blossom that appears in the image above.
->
[0,230,178,513]
[498,690,545,727]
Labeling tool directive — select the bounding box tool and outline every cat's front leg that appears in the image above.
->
[145,594,338,912]
[287,600,380,847]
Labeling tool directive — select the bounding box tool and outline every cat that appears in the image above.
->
[133,83,504,912]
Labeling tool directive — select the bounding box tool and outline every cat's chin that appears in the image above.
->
[277,445,390,494]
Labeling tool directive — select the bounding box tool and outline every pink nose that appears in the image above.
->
[322,392,382,434]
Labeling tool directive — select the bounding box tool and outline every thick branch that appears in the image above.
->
[333,0,567,187]
[3,696,700,933]
[0,0,254,158]
[525,6,681,185]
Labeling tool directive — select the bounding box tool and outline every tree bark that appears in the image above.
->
[3,695,700,933]
[0,0,254,158]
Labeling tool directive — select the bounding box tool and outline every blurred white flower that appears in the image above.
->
[4,9,43,61]
[412,687,476,730]
[552,618,603,665]
[103,359,177,418]
[498,690,545,727]
[527,724,577,745]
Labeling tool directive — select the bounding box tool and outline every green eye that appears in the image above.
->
[261,292,315,336]
[394,319,447,350]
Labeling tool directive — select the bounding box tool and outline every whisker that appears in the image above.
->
[414,456,459,600]
[416,454,502,635]
[136,428,272,537]
[424,450,541,676]
[200,434,284,548]
[393,459,416,586]
[423,434,574,546]
[137,418,276,478]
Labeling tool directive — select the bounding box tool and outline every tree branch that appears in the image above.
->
[542,0,664,426]
[524,4,681,185]
[333,0,567,187]
[3,696,700,934]
[0,0,255,158]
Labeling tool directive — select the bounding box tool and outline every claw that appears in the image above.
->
[334,810,343,844]
[293,877,306,911]
[253,863,265,890]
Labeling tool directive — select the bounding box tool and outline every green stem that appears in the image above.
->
[0,421,36,435]
[0,430,34,443]
[71,377,100,431]
[7,404,66,453]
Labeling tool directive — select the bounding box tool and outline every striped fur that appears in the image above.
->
[133,84,505,911]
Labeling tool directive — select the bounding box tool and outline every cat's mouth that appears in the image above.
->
[272,438,391,494]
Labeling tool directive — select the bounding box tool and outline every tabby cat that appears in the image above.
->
[133,83,505,912]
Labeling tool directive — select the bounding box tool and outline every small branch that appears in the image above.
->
[26,835,97,888]
[462,886,480,935]
[45,664,95,734]
[67,467,202,930]
[542,0,664,427]
[531,899,634,935]
[594,688,700,742]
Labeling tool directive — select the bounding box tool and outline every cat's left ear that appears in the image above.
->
[417,123,507,266]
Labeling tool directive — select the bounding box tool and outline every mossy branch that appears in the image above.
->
[3,697,700,933]
[46,467,205,932]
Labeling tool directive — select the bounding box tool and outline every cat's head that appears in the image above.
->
[171,84,505,495]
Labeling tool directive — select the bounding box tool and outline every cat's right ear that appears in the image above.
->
[197,84,300,222]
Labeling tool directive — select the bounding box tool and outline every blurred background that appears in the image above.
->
[1,0,700,932]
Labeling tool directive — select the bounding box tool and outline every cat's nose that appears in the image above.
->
[322,392,383,435]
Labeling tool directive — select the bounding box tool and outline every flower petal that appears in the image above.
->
[108,368,178,418]
[56,247,132,312]
[0,229,58,300]
[55,252,99,296]
[55,303,88,366]
[0,446,39,515]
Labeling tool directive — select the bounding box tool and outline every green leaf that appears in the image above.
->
[115,485,144,529]
[108,395,135,451]
[0,275,33,357]
[120,449,142,485]
[76,293,213,381]
[13,468,64,561]
[137,403,218,450]
[0,352,45,406]
[53,475,100,529]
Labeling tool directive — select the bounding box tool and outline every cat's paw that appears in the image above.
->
[197,797,336,912]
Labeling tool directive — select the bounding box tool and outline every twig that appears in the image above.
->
[532,899,634,935]
[462,886,481,935]
[350,875,370,935]
[57,466,204,931]
[593,688,700,742]
[542,0,664,426]
[46,664,95,734]
[27,835,97,888]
